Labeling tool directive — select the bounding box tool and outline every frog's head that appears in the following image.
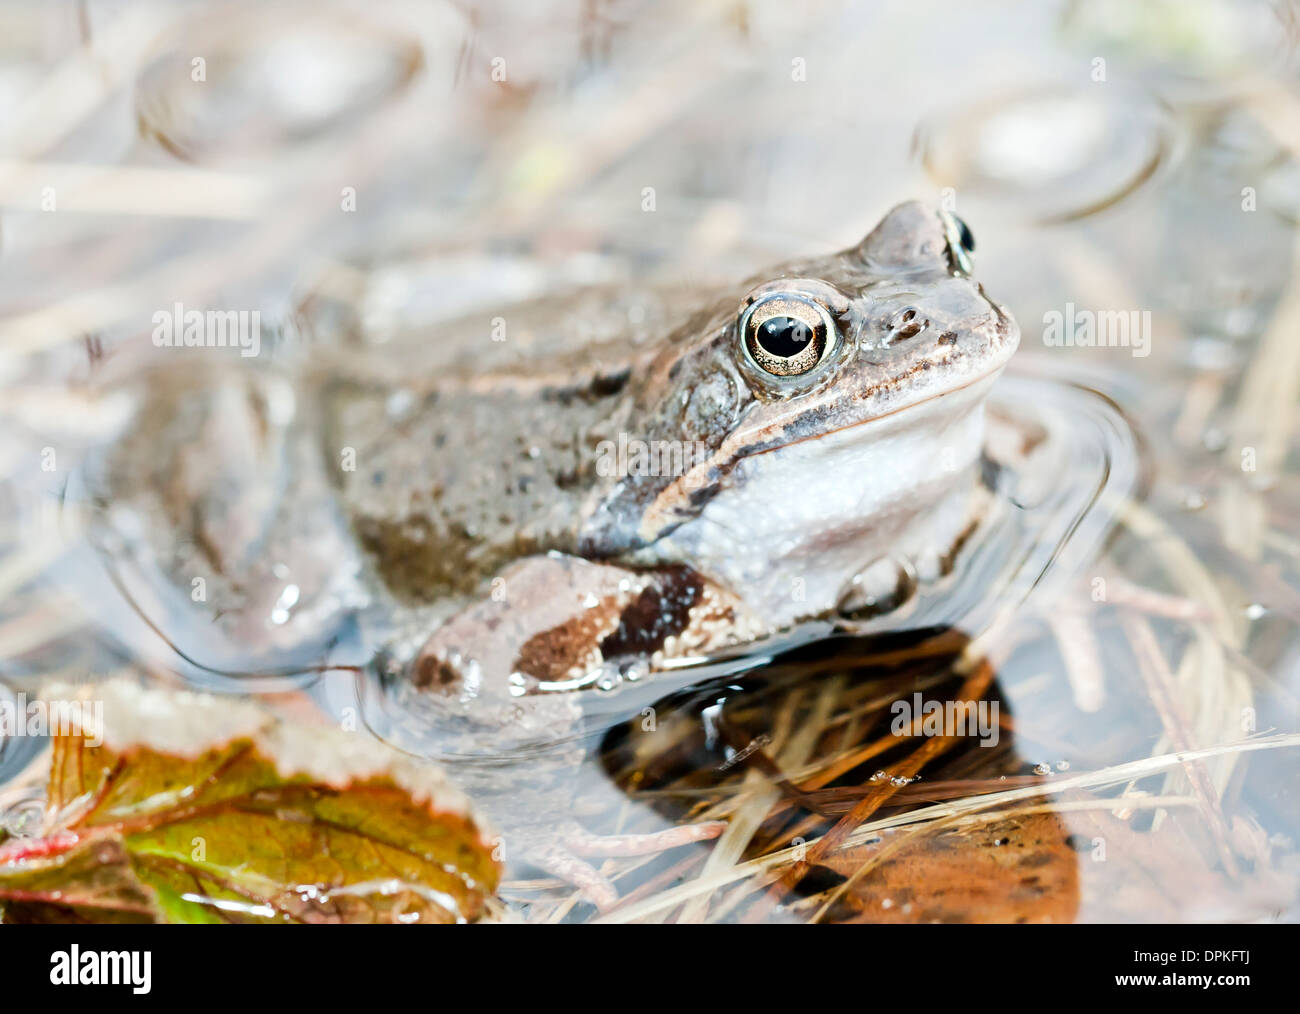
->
[585,202,1019,621]
[723,200,1015,434]
[728,201,1008,418]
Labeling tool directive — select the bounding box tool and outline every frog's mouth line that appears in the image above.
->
[741,361,1007,459]
[736,305,1017,458]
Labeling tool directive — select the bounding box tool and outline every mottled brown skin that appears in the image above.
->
[316,280,743,600]
[323,371,623,601]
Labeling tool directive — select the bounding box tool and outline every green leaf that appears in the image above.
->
[0,680,499,923]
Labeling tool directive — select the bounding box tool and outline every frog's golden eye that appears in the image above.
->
[738,294,836,377]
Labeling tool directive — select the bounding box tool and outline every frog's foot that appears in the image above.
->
[528,820,727,913]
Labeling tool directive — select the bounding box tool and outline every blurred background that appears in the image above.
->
[1,0,1299,922]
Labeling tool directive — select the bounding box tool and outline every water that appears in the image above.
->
[0,0,1298,922]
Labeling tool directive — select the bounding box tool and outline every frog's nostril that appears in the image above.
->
[885,308,928,344]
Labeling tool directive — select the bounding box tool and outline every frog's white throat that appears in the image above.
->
[651,373,998,631]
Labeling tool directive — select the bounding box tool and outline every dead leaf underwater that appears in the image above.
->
[818,809,1081,923]
[0,680,499,923]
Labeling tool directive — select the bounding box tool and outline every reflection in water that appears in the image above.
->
[599,627,1086,923]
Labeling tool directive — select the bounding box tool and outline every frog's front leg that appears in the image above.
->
[410,552,760,700]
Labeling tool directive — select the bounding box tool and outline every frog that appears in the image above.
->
[91,201,1019,911]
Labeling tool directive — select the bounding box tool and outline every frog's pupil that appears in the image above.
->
[757,316,813,358]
